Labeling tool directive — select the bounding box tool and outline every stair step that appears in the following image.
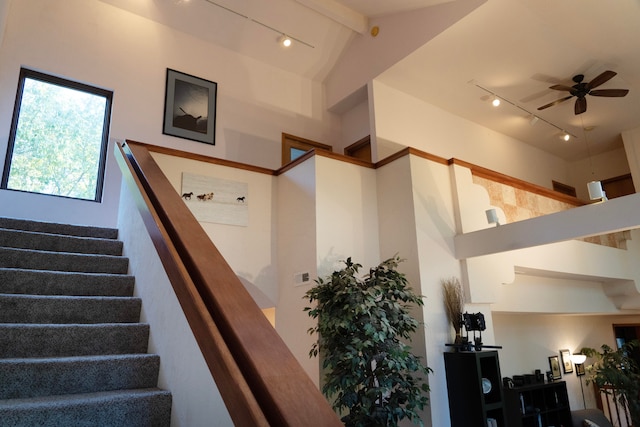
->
[0,217,172,425]
[0,228,123,255]
[0,388,171,427]
[0,324,150,358]
[0,294,141,324]
[0,354,161,399]
[0,247,129,274]
[0,268,135,297]
[0,217,118,239]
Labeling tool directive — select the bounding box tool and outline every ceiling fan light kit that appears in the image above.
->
[537,70,629,115]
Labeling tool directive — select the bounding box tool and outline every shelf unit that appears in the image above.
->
[504,381,572,427]
[444,350,506,427]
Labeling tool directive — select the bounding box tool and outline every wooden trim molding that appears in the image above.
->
[128,138,582,207]
[449,158,585,206]
[116,140,341,427]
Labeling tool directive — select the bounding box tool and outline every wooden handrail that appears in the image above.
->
[115,140,341,426]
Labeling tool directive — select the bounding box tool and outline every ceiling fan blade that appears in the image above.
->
[549,84,574,91]
[537,95,573,110]
[589,89,629,97]
[575,97,587,115]
[586,70,616,89]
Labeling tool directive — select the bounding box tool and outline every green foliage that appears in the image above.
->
[6,77,107,200]
[304,256,432,427]
[581,341,640,426]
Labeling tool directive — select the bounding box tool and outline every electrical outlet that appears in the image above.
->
[294,272,311,286]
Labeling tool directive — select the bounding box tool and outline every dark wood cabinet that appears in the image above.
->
[444,351,506,427]
[504,381,572,427]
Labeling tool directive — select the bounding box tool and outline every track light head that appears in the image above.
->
[279,35,292,47]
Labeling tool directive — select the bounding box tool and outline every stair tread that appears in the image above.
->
[0,354,161,399]
[0,217,119,239]
[0,293,140,302]
[0,323,150,358]
[0,389,172,427]
[0,247,129,274]
[0,294,142,324]
[0,388,171,407]
[0,354,159,364]
[0,217,171,425]
[0,228,123,255]
[0,268,134,297]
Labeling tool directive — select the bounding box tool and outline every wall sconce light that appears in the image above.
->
[571,353,587,409]
[279,35,292,47]
[486,208,500,226]
[587,181,607,202]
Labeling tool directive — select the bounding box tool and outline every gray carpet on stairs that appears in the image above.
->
[0,217,172,426]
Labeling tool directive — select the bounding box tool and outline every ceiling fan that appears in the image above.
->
[537,70,629,115]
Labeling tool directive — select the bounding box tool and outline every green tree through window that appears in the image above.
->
[2,69,113,201]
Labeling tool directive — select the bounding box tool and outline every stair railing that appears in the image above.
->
[115,140,341,427]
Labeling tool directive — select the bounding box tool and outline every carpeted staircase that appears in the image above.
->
[0,217,172,426]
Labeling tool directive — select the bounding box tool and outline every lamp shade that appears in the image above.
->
[571,354,587,365]
[485,208,499,225]
[588,181,604,200]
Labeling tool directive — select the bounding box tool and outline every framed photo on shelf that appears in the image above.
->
[548,355,562,380]
[559,349,573,374]
[163,68,217,145]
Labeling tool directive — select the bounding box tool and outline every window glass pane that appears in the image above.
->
[290,147,308,161]
[3,71,111,201]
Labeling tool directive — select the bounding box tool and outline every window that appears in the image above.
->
[281,133,332,165]
[2,68,113,201]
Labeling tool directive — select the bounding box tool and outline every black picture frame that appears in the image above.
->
[560,349,573,374]
[575,362,586,376]
[163,69,217,145]
[548,355,562,380]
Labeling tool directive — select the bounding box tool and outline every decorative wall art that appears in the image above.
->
[163,69,217,145]
[559,349,573,374]
[181,173,248,226]
[548,355,562,380]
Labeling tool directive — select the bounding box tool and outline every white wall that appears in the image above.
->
[276,157,320,384]
[338,98,371,153]
[567,146,631,200]
[371,80,570,188]
[0,0,338,226]
[118,181,233,427]
[150,152,278,306]
[494,313,640,412]
[0,0,9,50]
[315,156,380,276]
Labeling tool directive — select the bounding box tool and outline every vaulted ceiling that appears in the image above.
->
[101,0,640,162]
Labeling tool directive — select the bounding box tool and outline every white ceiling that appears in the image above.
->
[101,0,640,162]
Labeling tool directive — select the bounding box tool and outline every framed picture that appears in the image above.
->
[548,355,562,380]
[560,349,573,374]
[575,362,586,376]
[163,68,217,145]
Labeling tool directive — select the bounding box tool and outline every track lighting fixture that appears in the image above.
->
[203,0,314,48]
[473,83,577,140]
[562,133,570,142]
[279,35,292,47]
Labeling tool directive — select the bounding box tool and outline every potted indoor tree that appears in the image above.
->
[304,255,432,427]
[581,341,640,427]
